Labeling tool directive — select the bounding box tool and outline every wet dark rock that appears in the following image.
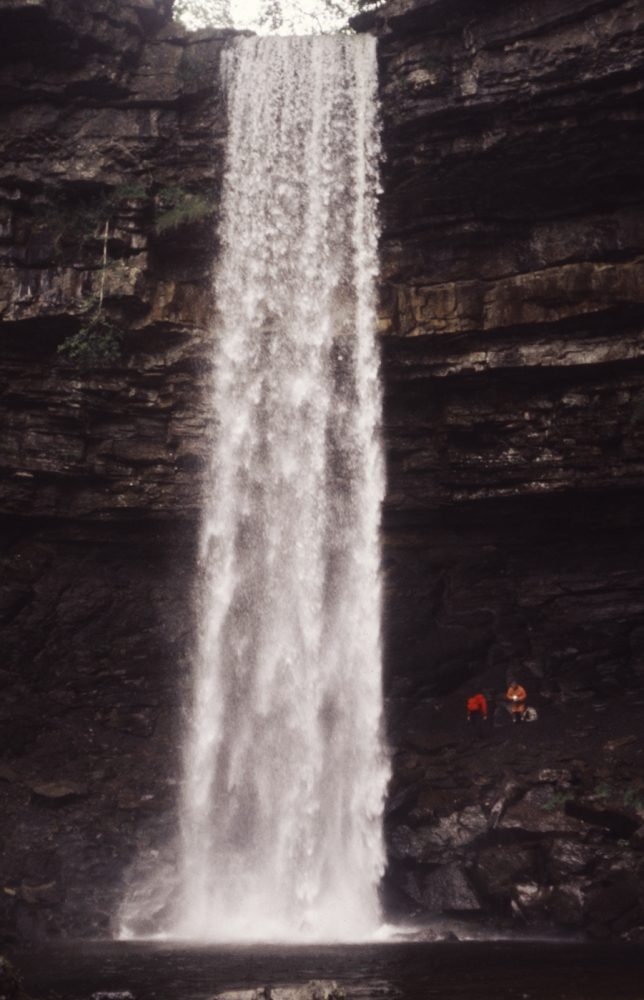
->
[474,845,537,903]
[566,798,641,839]
[549,879,592,927]
[632,825,644,849]
[390,805,488,863]
[587,877,642,926]
[17,882,61,907]
[512,882,553,922]
[545,840,596,881]
[404,864,481,914]
[499,787,582,836]
[0,955,31,1000]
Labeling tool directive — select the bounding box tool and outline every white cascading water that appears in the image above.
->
[119,33,389,943]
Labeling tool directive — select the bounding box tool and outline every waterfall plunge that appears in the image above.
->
[120,33,389,943]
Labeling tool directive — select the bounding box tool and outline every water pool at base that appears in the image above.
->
[15,940,644,1000]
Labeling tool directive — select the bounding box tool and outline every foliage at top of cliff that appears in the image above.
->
[154,186,217,233]
[173,0,384,33]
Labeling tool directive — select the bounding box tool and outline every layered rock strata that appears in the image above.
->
[366,0,644,937]
[0,0,227,940]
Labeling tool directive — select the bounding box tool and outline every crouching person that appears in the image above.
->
[506,680,527,722]
[467,692,488,723]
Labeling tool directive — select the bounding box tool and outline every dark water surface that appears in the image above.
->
[15,940,644,1000]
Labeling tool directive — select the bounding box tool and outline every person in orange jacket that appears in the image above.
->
[467,692,488,722]
[506,680,527,722]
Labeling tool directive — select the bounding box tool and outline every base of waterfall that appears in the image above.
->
[117,923,397,947]
[116,920,487,946]
[117,869,389,944]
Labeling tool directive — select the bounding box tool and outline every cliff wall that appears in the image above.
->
[0,0,643,943]
[0,0,223,939]
[368,0,644,937]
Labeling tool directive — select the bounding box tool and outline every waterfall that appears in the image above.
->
[120,32,388,943]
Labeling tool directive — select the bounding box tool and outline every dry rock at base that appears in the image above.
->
[213,984,344,1000]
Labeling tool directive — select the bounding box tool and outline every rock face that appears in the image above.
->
[365,0,644,939]
[0,0,228,520]
[384,702,644,940]
[0,0,228,942]
[0,0,643,943]
[372,0,644,697]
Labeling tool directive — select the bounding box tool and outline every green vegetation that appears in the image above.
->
[154,186,216,234]
[173,0,232,30]
[594,782,613,801]
[33,183,148,255]
[33,184,149,366]
[543,789,569,812]
[38,181,215,366]
[623,786,644,811]
[173,0,385,33]
[422,54,447,73]
[57,306,122,366]
[57,218,123,367]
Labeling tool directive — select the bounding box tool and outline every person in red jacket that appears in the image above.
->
[506,680,527,722]
[467,692,488,722]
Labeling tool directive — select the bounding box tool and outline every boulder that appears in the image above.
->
[587,877,640,926]
[500,786,581,835]
[390,805,488,863]
[474,845,537,901]
[512,882,552,921]
[566,798,640,839]
[549,879,592,927]
[545,839,596,881]
[404,864,481,913]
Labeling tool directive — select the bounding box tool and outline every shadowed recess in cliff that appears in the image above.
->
[117,33,389,943]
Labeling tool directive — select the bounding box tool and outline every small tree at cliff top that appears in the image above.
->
[173,0,233,28]
[173,0,382,32]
